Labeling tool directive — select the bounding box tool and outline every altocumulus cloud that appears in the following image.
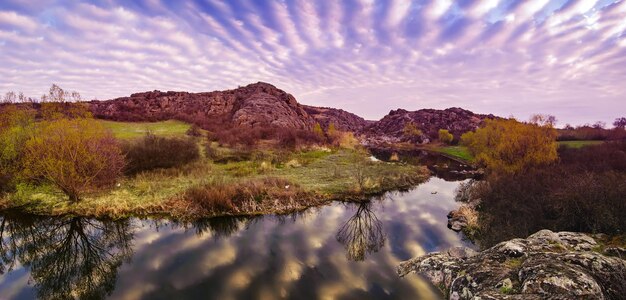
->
[0,0,625,125]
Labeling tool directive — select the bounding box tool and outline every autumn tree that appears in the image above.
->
[0,106,36,191]
[403,122,422,139]
[461,118,558,174]
[327,123,337,137]
[313,123,324,140]
[22,118,125,202]
[438,129,454,144]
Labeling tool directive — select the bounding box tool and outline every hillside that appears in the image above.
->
[90,82,313,130]
[302,105,371,132]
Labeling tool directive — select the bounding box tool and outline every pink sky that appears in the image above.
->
[0,0,625,126]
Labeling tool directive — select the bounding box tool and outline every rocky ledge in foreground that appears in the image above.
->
[397,230,626,299]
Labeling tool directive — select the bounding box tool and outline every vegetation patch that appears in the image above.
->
[97,120,192,140]
[557,140,604,148]
[430,145,474,162]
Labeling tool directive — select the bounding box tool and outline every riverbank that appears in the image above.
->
[0,148,429,219]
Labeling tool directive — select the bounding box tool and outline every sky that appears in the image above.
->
[0,0,625,126]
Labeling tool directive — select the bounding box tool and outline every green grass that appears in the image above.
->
[98,120,192,140]
[431,146,474,162]
[558,140,603,148]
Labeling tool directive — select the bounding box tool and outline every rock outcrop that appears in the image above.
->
[363,107,496,145]
[89,82,316,130]
[302,105,371,132]
[398,230,626,299]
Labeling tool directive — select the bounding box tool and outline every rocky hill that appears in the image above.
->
[302,105,371,132]
[89,83,497,142]
[90,82,316,130]
[362,107,496,145]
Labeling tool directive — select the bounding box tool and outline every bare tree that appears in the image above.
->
[336,202,386,261]
[614,117,626,129]
[2,92,16,104]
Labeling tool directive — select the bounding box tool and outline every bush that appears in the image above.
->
[22,118,125,201]
[438,129,454,144]
[1,105,36,192]
[123,133,199,174]
[186,124,202,137]
[179,177,311,215]
[462,118,558,174]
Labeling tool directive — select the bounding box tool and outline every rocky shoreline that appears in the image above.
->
[398,230,626,299]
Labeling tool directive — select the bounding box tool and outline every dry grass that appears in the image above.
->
[170,177,326,218]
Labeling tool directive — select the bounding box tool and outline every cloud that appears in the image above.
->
[0,0,624,125]
[0,10,38,32]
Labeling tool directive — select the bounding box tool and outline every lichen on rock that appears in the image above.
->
[398,230,626,299]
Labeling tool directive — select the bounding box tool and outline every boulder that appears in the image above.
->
[398,230,626,299]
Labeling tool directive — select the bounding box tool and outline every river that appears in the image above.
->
[0,172,472,299]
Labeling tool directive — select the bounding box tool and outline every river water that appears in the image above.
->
[0,175,472,300]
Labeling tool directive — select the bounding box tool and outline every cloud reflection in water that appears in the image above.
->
[0,177,470,299]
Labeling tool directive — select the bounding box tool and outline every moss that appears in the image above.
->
[499,286,514,294]
[504,257,524,269]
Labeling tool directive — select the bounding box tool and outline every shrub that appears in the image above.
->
[123,133,199,174]
[313,123,324,140]
[403,122,422,140]
[186,124,202,137]
[438,129,454,144]
[462,118,558,174]
[0,105,36,192]
[179,177,311,215]
[22,118,125,201]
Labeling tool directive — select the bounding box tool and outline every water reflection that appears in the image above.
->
[1,177,471,300]
[0,214,133,299]
[336,202,386,261]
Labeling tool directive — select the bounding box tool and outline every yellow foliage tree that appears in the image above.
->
[403,122,422,138]
[327,122,337,137]
[0,106,36,189]
[461,118,558,174]
[313,123,325,139]
[438,129,454,144]
[22,118,125,201]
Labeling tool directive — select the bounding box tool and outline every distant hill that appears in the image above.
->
[362,108,497,145]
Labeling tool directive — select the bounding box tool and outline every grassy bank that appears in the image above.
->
[431,146,474,162]
[0,146,429,219]
[557,140,604,148]
[97,120,193,140]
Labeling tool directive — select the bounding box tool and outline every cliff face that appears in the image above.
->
[302,105,371,132]
[89,82,316,130]
[363,107,496,144]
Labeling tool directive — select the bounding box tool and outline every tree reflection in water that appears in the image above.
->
[336,202,386,261]
[0,213,133,300]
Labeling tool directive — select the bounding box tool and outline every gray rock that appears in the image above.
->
[398,230,626,299]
